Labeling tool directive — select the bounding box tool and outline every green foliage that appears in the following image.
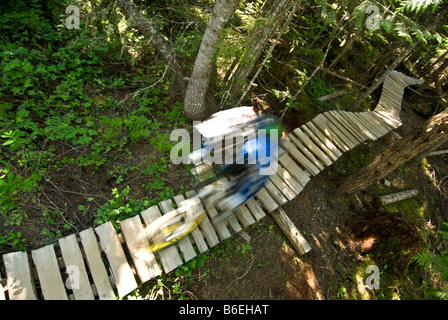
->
[0,230,27,251]
[0,0,192,250]
[398,0,443,14]
[413,222,448,299]
[380,2,444,45]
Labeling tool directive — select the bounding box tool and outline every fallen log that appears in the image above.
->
[374,189,418,206]
[428,150,448,156]
[317,90,346,102]
[269,208,312,255]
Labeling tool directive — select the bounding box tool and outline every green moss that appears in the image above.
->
[384,198,426,223]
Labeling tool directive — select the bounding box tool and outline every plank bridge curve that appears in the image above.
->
[0,71,423,300]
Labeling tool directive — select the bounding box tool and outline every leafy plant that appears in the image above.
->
[413,222,448,299]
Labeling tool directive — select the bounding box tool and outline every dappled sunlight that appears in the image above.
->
[355,272,370,300]
[311,234,322,250]
[280,244,324,300]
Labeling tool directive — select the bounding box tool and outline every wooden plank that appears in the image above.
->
[159,200,197,262]
[3,251,37,300]
[373,110,402,128]
[281,137,322,175]
[173,194,209,253]
[339,111,376,141]
[278,146,311,187]
[342,111,378,140]
[270,208,311,256]
[368,111,396,133]
[265,180,289,205]
[227,213,243,234]
[292,128,333,166]
[269,171,297,201]
[205,177,255,229]
[255,187,279,213]
[304,121,343,158]
[285,134,325,171]
[79,228,116,300]
[120,216,162,283]
[276,163,303,194]
[31,245,68,300]
[140,206,183,274]
[58,234,95,300]
[311,115,350,152]
[208,178,243,234]
[366,108,395,133]
[301,124,340,162]
[323,111,361,147]
[320,112,357,149]
[234,204,256,228]
[336,110,372,141]
[200,179,234,240]
[315,112,354,149]
[203,197,232,240]
[351,112,382,139]
[360,112,393,136]
[95,222,137,298]
[245,198,266,221]
[329,110,368,143]
[185,190,220,248]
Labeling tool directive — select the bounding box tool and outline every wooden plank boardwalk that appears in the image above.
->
[0,71,423,300]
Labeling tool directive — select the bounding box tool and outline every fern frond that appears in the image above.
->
[426,289,448,300]
[398,0,443,14]
[413,251,434,271]
[433,253,448,281]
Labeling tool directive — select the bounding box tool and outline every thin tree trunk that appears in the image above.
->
[116,0,187,92]
[279,39,332,121]
[365,40,403,83]
[324,29,361,74]
[351,40,421,110]
[234,1,299,108]
[417,56,448,94]
[337,107,448,195]
[227,0,291,101]
[420,51,448,79]
[184,0,240,120]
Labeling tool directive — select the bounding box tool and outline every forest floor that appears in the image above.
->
[144,95,448,300]
[3,85,447,300]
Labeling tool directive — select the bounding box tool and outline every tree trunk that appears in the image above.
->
[351,40,421,110]
[324,29,360,74]
[365,40,403,83]
[184,0,240,120]
[227,0,291,101]
[234,0,299,108]
[116,0,187,92]
[420,51,448,79]
[337,107,448,195]
[417,56,448,94]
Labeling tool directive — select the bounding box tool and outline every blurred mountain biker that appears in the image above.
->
[190,107,283,224]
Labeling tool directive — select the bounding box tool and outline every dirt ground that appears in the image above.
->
[162,102,448,301]
[2,89,447,301]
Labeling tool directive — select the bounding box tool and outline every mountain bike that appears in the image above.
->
[146,107,283,252]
